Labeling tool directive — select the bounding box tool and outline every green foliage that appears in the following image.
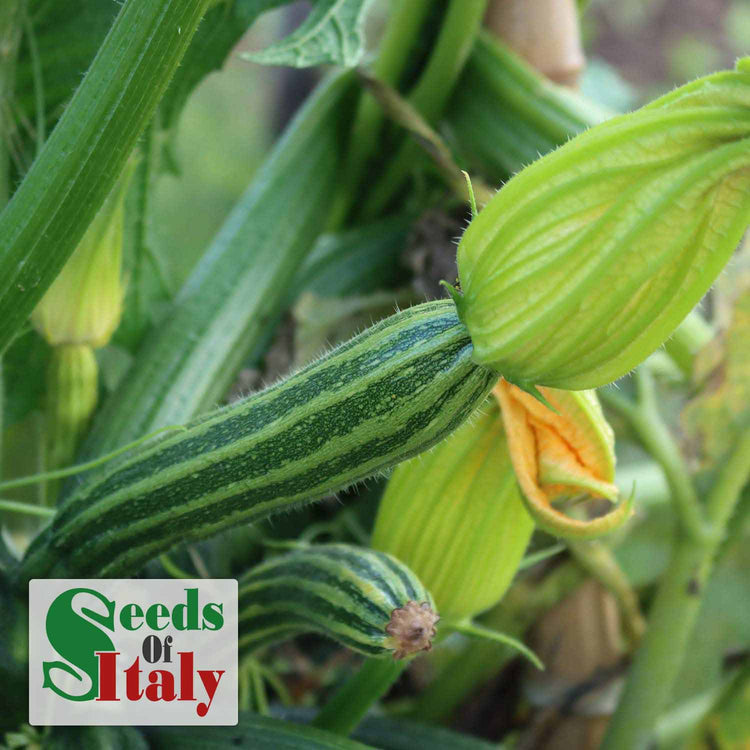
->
[243,0,375,68]
[0,0,212,355]
[1,2,749,746]
[148,714,373,749]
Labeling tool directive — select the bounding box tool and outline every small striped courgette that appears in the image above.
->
[21,301,495,580]
[239,544,437,659]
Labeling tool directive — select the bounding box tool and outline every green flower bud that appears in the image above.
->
[455,59,750,389]
[372,397,534,620]
[32,161,135,349]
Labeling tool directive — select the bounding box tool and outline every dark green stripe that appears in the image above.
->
[304,547,408,608]
[372,552,423,602]
[238,584,384,637]
[239,564,392,623]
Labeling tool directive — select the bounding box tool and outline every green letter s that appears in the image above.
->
[42,588,116,701]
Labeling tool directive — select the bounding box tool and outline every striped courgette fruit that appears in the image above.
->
[238,544,437,659]
[21,300,495,580]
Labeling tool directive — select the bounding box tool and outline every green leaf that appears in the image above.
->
[352,715,503,750]
[243,0,375,68]
[276,709,504,750]
[158,0,284,133]
[43,726,147,750]
[147,713,374,749]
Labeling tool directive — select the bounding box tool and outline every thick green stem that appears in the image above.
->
[601,372,712,544]
[328,0,433,228]
[602,538,712,750]
[601,429,750,748]
[663,311,713,377]
[0,0,211,355]
[312,657,407,736]
[360,0,489,218]
[0,0,24,482]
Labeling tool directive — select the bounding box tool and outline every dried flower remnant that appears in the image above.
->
[385,601,440,660]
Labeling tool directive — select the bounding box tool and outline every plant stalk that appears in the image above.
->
[0,0,211,355]
[601,428,750,748]
[0,0,22,206]
[601,372,712,544]
[43,345,99,503]
[0,0,24,482]
[312,657,407,736]
[361,0,489,219]
[663,311,713,378]
[328,0,433,228]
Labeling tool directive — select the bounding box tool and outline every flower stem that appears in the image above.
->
[0,498,55,518]
[601,538,712,750]
[663,311,713,377]
[328,0,433,228]
[360,0,489,219]
[568,539,646,648]
[601,371,712,544]
[601,416,750,749]
[312,657,407,736]
[0,0,22,206]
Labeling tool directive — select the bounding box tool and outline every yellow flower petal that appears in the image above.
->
[494,380,631,538]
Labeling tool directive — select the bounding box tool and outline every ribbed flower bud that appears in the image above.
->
[31,161,134,348]
[31,161,135,498]
[494,380,631,538]
[372,398,534,620]
[454,59,750,389]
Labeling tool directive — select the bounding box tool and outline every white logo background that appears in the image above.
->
[29,579,237,726]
